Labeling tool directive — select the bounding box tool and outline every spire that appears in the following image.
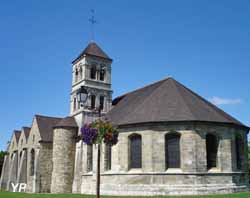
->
[72,41,112,64]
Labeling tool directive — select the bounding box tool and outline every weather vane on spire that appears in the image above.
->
[89,9,97,41]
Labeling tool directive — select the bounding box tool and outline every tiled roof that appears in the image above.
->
[54,116,78,129]
[35,115,62,142]
[106,77,248,129]
[22,127,31,140]
[72,41,112,63]
[14,130,21,143]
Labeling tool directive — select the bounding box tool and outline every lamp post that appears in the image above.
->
[77,86,101,198]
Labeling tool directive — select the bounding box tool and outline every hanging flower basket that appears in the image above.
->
[81,120,118,146]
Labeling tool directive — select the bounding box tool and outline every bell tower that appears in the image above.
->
[70,41,113,126]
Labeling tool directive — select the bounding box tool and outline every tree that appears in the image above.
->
[0,151,7,176]
[0,151,7,160]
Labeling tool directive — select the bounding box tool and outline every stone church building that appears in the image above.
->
[0,41,249,195]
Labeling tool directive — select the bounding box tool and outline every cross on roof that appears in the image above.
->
[89,9,97,41]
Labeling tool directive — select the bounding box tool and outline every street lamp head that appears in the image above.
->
[77,86,88,104]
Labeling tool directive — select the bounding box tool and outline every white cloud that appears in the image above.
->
[209,96,242,105]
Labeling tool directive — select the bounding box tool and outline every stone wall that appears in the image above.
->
[51,127,76,193]
[79,122,249,195]
[0,116,54,193]
[26,118,42,193]
[39,143,53,193]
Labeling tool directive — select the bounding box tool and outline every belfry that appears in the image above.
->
[0,41,249,196]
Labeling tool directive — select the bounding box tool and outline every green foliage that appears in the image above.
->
[0,151,7,160]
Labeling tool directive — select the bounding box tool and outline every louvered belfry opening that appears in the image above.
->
[165,133,181,169]
[90,65,97,80]
[206,134,218,169]
[129,134,142,169]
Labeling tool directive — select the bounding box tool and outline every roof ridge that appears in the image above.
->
[169,79,196,120]
[172,79,244,126]
[113,77,172,101]
[35,114,62,119]
[120,78,173,121]
[22,126,31,129]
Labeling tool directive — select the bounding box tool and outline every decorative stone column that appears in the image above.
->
[51,117,78,193]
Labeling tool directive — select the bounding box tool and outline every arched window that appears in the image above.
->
[99,96,104,110]
[87,145,93,172]
[165,133,181,169]
[235,135,243,170]
[79,67,83,80]
[30,149,35,176]
[206,134,218,169]
[104,145,112,171]
[73,97,77,111]
[90,66,96,79]
[75,68,79,82]
[90,95,96,109]
[129,134,142,169]
[100,68,105,81]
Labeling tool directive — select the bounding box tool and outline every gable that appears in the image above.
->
[27,117,42,146]
[8,131,20,152]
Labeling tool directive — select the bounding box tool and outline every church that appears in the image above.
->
[0,41,249,196]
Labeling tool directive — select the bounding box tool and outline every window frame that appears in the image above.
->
[87,145,93,172]
[30,149,35,176]
[99,96,105,110]
[104,144,112,171]
[165,133,181,169]
[129,134,142,169]
[90,95,96,109]
[235,134,243,170]
[206,133,219,170]
[90,65,97,80]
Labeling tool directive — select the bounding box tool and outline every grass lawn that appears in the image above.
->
[1,192,250,198]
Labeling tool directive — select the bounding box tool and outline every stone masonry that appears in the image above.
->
[0,41,249,196]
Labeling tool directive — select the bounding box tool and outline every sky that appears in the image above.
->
[0,0,250,151]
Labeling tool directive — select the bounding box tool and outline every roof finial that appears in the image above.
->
[89,9,97,41]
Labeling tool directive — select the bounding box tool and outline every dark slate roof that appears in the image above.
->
[14,130,21,143]
[54,116,78,129]
[22,127,31,140]
[72,41,112,63]
[35,115,62,142]
[106,77,248,129]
